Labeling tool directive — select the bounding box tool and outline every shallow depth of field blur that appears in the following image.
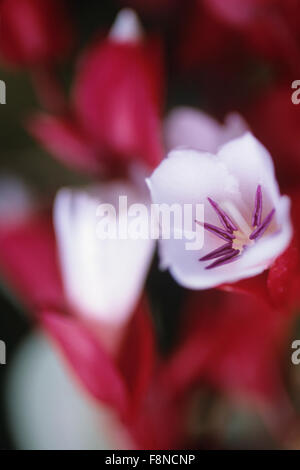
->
[1,0,300,450]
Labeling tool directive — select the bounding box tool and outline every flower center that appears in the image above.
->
[232,230,252,252]
[196,185,275,270]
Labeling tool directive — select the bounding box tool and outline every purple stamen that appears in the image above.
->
[208,197,238,233]
[205,249,240,270]
[252,185,262,227]
[249,208,275,240]
[199,242,234,261]
[199,186,276,270]
[196,220,235,242]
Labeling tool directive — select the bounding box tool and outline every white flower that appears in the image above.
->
[6,332,127,449]
[147,133,292,289]
[109,8,143,43]
[164,107,248,153]
[54,181,154,324]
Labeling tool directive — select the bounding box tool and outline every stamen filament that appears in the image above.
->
[249,208,275,240]
[198,221,235,242]
[205,249,239,269]
[199,185,276,270]
[207,197,238,233]
[199,242,234,261]
[252,185,262,227]
[221,200,252,237]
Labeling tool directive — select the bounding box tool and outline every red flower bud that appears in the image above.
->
[0,0,74,67]
[29,10,164,174]
[72,34,164,170]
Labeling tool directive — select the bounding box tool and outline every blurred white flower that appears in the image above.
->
[148,133,292,289]
[6,332,130,450]
[164,107,248,153]
[54,181,154,325]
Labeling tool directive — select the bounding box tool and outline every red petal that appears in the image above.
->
[204,0,273,27]
[267,238,300,309]
[40,309,129,416]
[0,212,64,312]
[0,0,74,67]
[27,113,101,174]
[220,271,270,304]
[163,290,291,415]
[73,39,164,169]
[177,2,240,71]
[246,85,300,186]
[117,296,155,415]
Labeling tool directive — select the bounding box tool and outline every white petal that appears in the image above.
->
[164,107,224,152]
[220,113,249,144]
[6,332,127,449]
[164,107,247,153]
[148,148,246,288]
[109,9,143,43]
[54,182,154,325]
[147,147,243,246]
[148,133,293,289]
[239,196,292,269]
[157,237,265,290]
[218,133,281,210]
[148,147,240,207]
[157,198,292,289]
